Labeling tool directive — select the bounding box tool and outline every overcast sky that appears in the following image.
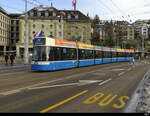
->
[0,0,150,22]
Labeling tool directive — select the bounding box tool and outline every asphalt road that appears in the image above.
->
[0,61,149,113]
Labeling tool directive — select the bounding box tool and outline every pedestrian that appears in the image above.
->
[132,58,135,65]
[5,54,9,65]
[10,54,15,66]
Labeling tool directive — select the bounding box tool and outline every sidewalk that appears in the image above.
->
[0,57,31,74]
[0,63,31,74]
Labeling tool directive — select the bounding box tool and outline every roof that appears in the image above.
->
[19,5,90,22]
[0,6,7,15]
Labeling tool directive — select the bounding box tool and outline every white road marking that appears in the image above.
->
[118,72,125,76]
[127,68,132,71]
[0,78,67,96]
[28,83,79,90]
[99,78,112,86]
[0,64,129,96]
[28,80,102,90]
[78,80,102,86]
[0,90,21,96]
[109,69,125,72]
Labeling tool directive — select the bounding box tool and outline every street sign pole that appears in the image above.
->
[24,0,29,64]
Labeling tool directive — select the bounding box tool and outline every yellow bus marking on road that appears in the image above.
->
[83,92,104,104]
[83,92,129,109]
[113,96,130,109]
[40,90,88,113]
[98,94,118,107]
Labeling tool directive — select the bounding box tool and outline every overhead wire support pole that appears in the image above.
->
[24,0,29,64]
[142,36,145,59]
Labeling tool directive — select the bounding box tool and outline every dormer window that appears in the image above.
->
[34,11,37,16]
[49,11,53,16]
[68,14,71,19]
[75,15,79,19]
[53,12,56,16]
[41,11,45,16]
[38,12,41,16]
[45,12,49,17]
[30,12,34,17]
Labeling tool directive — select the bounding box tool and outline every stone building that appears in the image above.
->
[0,7,11,55]
[12,5,91,56]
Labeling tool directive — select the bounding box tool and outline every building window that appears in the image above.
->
[59,32,62,37]
[50,32,53,37]
[41,24,44,29]
[68,14,71,19]
[75,15,79,19]
[59,25,61,29]
[41,11,45,16]
[50,24,53,29]
[34,12,37,16]
[49,12,53,16]
[11,27,14,31]
[16,27,19,31]
[45,12,49,17]
[33,24,36,28]
[38,12,41,17]
[33,31,35,34]
[30,12,34,16]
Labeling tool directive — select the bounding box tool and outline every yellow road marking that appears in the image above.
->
[98,94,118,107]
[40,90,88,113]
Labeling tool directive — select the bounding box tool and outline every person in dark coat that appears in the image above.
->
[5,54,9,65]
[10,54,15,66]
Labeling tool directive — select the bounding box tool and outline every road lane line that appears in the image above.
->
[0,64,129,96]
[40,90,89,113]
[98,78,112,86]
[0,90,21,96]
[118,72,125,76]
[127,68,131,71]
[28,83,79,90]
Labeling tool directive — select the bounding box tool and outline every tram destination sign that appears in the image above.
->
[33,38,45,45]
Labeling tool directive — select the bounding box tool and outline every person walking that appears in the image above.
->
[5,54,9,65]
[10,54,15,66]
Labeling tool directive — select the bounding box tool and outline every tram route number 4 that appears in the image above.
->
[82,92,130,109]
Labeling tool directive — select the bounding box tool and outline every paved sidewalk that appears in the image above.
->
[0,63,31,74]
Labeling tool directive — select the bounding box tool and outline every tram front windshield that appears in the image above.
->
[33,46,47,61]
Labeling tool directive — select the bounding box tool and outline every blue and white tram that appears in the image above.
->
[31,37,135,71]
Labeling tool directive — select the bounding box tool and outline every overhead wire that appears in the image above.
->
[96,0,125,21]
[0,2,24,13]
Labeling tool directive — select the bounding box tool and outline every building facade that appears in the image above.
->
[0,7,11,55]
[127,24,134,40]
[12,5,91,56]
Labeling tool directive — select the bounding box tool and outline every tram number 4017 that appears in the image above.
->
[82,92,130,109]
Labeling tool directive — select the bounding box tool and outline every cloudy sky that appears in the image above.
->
[0,0,150,22]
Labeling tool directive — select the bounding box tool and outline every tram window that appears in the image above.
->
[85,50,94,59]
[112,52,116,58]
[95,50,102,59]
[61,48,77,60]
[54,47,62,61]
[118,52,123,57]
[79,49,86,60]
[79,49,94,60]
[103,51,111,58]
[48,47,55,61]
